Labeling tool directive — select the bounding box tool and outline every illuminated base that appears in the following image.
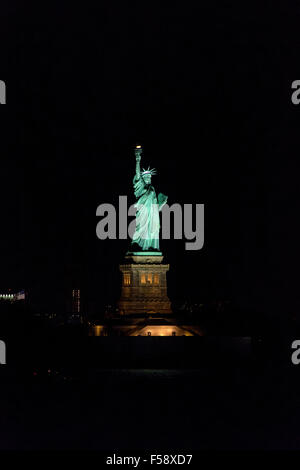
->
[118,254,172,315]
[90,322,201,336]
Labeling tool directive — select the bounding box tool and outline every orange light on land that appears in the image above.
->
[136,145,141,148]
[93,325,104,337]
[132,325,195,336]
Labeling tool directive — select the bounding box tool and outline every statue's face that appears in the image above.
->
[143,174,151,185]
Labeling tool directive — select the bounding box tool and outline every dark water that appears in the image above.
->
[0,365,300,450]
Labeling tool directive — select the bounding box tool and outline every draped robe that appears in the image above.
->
[131,174,168,251]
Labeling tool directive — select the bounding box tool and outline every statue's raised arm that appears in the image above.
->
[135,146,142,181]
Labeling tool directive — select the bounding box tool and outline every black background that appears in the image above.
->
[1,1,300,323]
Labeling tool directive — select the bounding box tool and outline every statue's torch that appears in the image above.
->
[135,145,142,160]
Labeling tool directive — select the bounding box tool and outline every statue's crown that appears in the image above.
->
[142,166,157,176]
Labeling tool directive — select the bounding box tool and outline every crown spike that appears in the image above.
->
[141,166,157,177]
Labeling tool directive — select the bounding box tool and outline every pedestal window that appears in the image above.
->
[124,273,131,286]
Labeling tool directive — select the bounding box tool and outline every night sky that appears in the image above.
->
[1,2,299,320]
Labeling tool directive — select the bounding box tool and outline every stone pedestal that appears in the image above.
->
[118,253,172,315]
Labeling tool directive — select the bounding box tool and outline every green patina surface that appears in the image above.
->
[130,146,168,252]
[127,251,163,256]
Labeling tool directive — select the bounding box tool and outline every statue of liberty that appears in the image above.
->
[130,145,168,252]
